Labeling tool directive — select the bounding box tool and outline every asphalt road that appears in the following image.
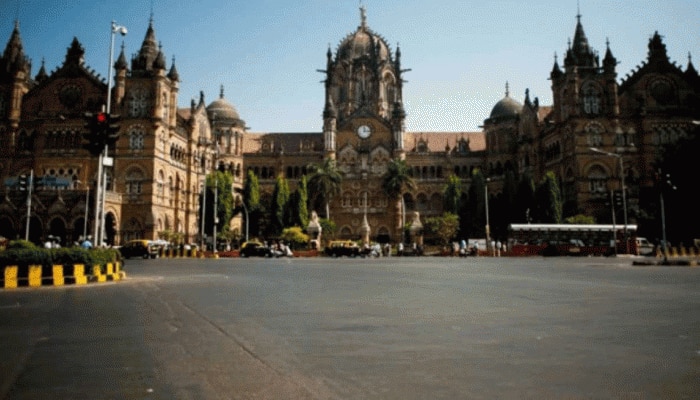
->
[1,255,699,399]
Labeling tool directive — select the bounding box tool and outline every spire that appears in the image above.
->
[153,42,166,70]
[565,12,598,68]
[603,37,617,72]
[360,4,367,30]
[551,52,562,79]
[1,20,30,75]
[687,53,697,75]
[65,37,85,66]
[132,16,159,72]
[167,55,179,81]
[647,31,670,66]
[35,58,48,82]
[505,81,510,98]
[115,42,128,70]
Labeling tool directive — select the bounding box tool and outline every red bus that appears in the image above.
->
[507,224,639,256]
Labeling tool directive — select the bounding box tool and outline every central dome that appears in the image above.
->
[336,7,391,63]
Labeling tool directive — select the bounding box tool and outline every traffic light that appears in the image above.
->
[18,174,27,191]
[82,111,114,156]
[613,190,624,208]
[105,114,121,146]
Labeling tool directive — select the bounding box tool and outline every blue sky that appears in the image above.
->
[2,0,698,132]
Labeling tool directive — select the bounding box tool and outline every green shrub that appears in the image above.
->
[0,245,121,270]
[0,247,52,268]
[6,240,38,250]
[50,247,95,267]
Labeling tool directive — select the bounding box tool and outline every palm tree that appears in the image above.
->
[307,158,342,219]
[382,158,417,242]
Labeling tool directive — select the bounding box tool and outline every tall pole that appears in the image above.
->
[213,147,218,255]
[201,178,207,251]
[660,190,668,263]
[590,148,628,253]
[95,21,126,246]
[618,155,629,254]
[610,189,617,256]
[83,185,90,239]
[484,178,491,256]
[93,152,103,244]
[24,169,33,241]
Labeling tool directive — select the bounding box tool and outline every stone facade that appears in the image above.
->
[0,10,697,246]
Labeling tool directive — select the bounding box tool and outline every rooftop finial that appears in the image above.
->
[360,2,367,29]
[576,0,581,21]
[505,81,510,97]
[220,84,225,99]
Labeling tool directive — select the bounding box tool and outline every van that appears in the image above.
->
[635,237,654,256]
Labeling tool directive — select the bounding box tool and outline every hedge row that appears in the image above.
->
[0,240,121,272]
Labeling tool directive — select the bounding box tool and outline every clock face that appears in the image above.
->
[357,125,372,139]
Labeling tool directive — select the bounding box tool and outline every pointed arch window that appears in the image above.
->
[581,82,602,115]
[129,127,145,150]
[587,165,608,194]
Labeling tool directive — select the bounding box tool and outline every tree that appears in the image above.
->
[243,170,263,238]
[382,158,417,241]
[515,171,536,223]
[289,175,309,229]
[211,171,234,236]
[535,171,563,223]
[199,171,234,237]
[280,226,309,250]
[564,214,596,224]
[424,212,460,246]
[467,168,486,237]
[307,158,342,219]
[271,176,290,235]
[442,175,462,215]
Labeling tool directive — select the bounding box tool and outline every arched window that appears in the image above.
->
[129,127,145,150]
[581,82,602,115]
[126,168,145,194]
[587,164,608,194]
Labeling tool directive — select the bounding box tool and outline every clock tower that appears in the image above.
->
[318,6,408,243]
[321,5,407,160]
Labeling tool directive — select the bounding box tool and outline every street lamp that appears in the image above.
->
[590,147,629,254]
[94,21,127,246]
[484,177,491,256]
[240,197,249,243]
[200,178,207,251]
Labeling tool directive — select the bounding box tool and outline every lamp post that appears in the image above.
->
[590,147,629,254]
[94,21,127,246]
[240,198,249,243]
[200,178,207,251]
[484,177,491,256]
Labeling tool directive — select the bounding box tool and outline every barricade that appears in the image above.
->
[1,261,124,289]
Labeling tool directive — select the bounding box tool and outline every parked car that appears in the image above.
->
[324,240,360,257]
[239,241,272,258]
[119,240,160,259]
[635,237,655,256]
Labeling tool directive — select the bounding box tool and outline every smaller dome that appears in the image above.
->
[206,86,241,122]
[489,97,522,119]
[488,83,522,120]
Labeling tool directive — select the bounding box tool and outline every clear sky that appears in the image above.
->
[2,0,698,133]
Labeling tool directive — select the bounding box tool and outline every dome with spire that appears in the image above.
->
[335,6,391,64]
[206,85,242,124]
[488,83,522,121]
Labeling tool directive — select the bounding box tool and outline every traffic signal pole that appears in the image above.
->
[93,146,104,245]
[24,170,33,241]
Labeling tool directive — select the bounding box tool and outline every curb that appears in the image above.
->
[1,262,125,289]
